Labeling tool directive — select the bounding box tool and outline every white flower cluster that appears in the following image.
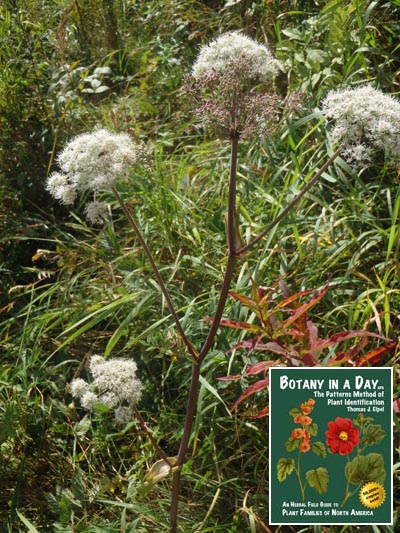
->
[192,31,281,83]
[322,85,400,167]
[70,354,143,424]
[46,128,150,209]
[84,200,110,225]
[185,32,282,139]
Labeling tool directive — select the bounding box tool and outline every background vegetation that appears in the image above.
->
[1,0,399,531]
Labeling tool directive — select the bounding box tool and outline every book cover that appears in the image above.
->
[269,367,393,525]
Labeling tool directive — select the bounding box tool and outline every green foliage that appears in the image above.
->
[345,453,386,485]
[305,467,329,494]
[1,0,399,531]
[277,457,295,481]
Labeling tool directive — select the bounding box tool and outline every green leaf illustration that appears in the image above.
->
[361,424,386,446]
[353,413,374,428]
[285,437,300,452]
[306,467,329,494]
[277,458,295,482]
[345,453,386,485]
[312,441,327,458]
[289,407,302,418]
[308,422,318,437]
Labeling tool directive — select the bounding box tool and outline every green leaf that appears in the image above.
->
[74,415,92,436]
[345,453,386,485]
[0,402,20,443]
[306,467,329,494]
[361,424,386,446]
[199,375,230,416]
[286,437,300,452]
[312,441,327,458]
[277,458,295,482]
[16,511,40,533]
[307,49,329,69]
[353,413,374,428]
[289,407,302,417]
[308,423,318,437]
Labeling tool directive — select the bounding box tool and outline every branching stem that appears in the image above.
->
[169,134,240,531]
[115,142,342,533]
[112,186,198,362]
[236,146,342,255]
[132,405,174,467]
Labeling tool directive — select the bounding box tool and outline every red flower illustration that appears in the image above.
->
[325,417,359,455]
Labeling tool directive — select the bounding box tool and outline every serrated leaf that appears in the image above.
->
[353,413,374,428]
[345,453,386,485]
[306,467,329,494]
[312,441,327,458]
[361,424,386,446]
[277,458,295,482]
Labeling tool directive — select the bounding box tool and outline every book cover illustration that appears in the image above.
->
[269,367,393,525]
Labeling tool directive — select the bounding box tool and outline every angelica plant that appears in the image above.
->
[183,31,282,139]
[70,355,143,423]
[46,31,400,533]
[322,84,400,168]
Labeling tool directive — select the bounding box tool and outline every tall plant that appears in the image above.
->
[46,31,400,532]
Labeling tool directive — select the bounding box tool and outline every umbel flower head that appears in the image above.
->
[322,84,400,168]
[70,354,143,424]
[46,128,150,220]
[191,31,281,83]
[183,31,282,140]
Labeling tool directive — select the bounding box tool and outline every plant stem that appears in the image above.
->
[169,134,240,532]
[236,147,342,255]
[170,468,182,532]
[168,142,340,531]
[132,405,174,467]
[112,186,198,362]
[119,141,341,532]
[296,450,305,501]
